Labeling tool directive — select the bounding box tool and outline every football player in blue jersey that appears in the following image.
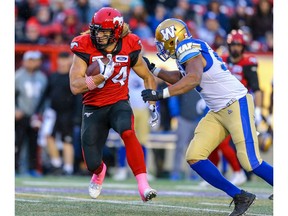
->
[141,18,273,216]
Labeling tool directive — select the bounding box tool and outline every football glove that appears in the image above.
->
[97,54,115,80]
[148,104,159,127]
[142,56,160,76]
[143,56,156,71]
[141,89,164,102]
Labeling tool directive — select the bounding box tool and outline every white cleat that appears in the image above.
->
[141,188,157,202]
[88,163,107,199]
[89,182,102,199]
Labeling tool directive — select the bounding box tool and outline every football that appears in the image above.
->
[86,58,110,76]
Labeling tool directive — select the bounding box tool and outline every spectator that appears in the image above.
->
[171,0,197,23]
[143,0,177,16]
[15,5,26,42]
[205,0,231,33]
[60,8,84,43]
[35,52,78,175]
[73,0,96,26]
[147,4,169,34]
[37,5,65,42]
[186,20,199,39]
[15,51,48,177]
[17,17,48,44]
[250,0,273,43]
[198,12,226,49]
[50,0,68,23]
[170,90,203,181]
[16,0,39,23]
[127,1,153,40]
[229,0,253,30]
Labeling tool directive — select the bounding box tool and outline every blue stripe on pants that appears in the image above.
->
[239,96,259,169]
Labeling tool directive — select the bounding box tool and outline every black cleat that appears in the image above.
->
[229,190,256,216]
[268,194,273,200]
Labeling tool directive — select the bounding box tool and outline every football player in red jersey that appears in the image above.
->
[222,29,262,118]
[207,29,263,183]
[69,7,158,201]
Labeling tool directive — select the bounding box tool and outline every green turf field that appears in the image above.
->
[15,176,273,216]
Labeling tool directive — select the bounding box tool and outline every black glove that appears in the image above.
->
[142,56,156,72]
[141,89,163,102]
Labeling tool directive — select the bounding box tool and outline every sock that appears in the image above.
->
[136,173,150,192]
[117,146,127,167]
[121,130,146,176]
[191,159,241,197]
[252,161,273,185]
[91,162,106,184]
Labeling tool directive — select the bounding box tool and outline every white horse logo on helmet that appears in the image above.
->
[113,16,123,26]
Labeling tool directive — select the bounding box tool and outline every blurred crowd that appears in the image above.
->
[15,0,273,52]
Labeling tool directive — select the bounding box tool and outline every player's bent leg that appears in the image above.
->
[252,161,273,186]
[234,139,273,186]
[121,130,157,201]
[188,159,242,197]
[121,130,147,175]
[188,159,256,216]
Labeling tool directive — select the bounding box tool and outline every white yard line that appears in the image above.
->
[22,180,136,189]
[175,185,272,193]
[15,198,41,203]
[15,192,272,216]
[200,202,230,206]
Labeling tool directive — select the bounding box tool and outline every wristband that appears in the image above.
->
[152,67,161,77]
[85,75,97,90]
[163,87,170,98]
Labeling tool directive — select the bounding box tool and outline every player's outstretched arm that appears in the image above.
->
[133,54,157,98]
[142,56,181,84]
[141,55,203,102]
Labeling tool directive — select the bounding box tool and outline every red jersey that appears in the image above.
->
[70,33,142,107]
[221,54,260,92]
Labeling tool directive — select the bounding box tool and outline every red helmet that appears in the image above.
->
[226,29,247,46]
[90,7,124,49]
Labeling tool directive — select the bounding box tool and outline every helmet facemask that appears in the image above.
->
[156,41,171,62]
[227,29,247,58]
[156,35,179,62]
[90,24,115,50]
